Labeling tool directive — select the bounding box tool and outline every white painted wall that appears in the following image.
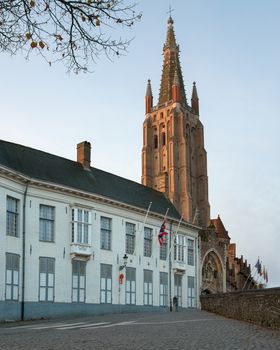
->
[0,172,200,310]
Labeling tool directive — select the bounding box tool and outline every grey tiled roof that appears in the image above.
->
[0,140,181,220]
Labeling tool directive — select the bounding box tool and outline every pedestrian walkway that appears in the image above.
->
[0,309,279,349]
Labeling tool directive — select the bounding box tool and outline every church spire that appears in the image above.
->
[172,67,180,103]
[191,81,199,115]
[145,79,153,114]
[158,17,187,106]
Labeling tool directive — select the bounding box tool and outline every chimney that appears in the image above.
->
[77,141,91,169]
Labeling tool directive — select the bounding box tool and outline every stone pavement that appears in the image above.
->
[0,309,280,349]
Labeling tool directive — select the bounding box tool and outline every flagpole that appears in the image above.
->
[246,268,258,290]
[143,202,152,226]
[163,208,169,221]
[132,202,152,256]
[243,267,256,290]
[167,215,183,258]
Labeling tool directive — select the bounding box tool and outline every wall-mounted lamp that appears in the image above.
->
[119,253,128,271]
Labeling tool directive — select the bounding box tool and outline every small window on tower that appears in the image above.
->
[154,135,158,149]
[162,132,166,146]
[160,112,163,119]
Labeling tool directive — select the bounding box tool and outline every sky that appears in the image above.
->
[1,0,279,287]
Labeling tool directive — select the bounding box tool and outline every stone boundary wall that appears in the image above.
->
[200,287,280,330]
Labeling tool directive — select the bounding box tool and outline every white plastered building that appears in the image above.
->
[0,140,200,320]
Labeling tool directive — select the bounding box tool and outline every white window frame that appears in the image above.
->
[72,208,91,245]
[5,253,20,301]
[126,267,136,305]
[72,260,86,303]
[188,239,194,266]
[174,274,182,307]
[174,234,185,262]
[100,264,112,304]
[159,272,168,307]
[160,235,168,260]
[144,227,152,257]
[125,222,135,255]
[6,196,19,237]
[143,269,153,306]
[39,257,55,302]
[188,276,196,308]
[39,204,55,242]
[100,216,112,250]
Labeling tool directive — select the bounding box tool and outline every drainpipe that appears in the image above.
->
[21,181,29,321]
[169,220,173,312]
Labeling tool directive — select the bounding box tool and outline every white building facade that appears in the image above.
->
[0,140,200,321]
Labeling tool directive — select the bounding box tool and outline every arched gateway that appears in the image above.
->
[201,250,225,294]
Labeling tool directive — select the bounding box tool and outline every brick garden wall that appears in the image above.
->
[200,288,280,330]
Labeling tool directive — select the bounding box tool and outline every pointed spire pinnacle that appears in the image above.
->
[158,18,187,106]
[192,81,198,99]
[172,67,180,102]
[146,79,152,97]
[191,81,199,115]
[193,207,202,226]
[164,16,176,49]
[173,67,179,86]
[145,79,153,114]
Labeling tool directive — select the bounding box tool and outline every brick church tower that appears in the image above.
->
[141,16,210,228]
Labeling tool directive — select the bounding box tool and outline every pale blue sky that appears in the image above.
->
[1,0,279,287]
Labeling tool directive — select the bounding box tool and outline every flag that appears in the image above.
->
[158,220,167,246]
[263,266,268,284]
[255,259,261,275]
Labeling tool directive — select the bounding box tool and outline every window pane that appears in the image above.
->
[79,289,85,302]
[100,291,106,303]
[131,281,136,292]
[6,285,12,300]
[73,275,78,288]
[6,270,12,284]
[131,293,136,304]
[48,273,54,287]
[39,287,46,301]
[40,273,47,287]
[13,286,18,300]
[78,209,83,221]
[48,288,54,301]
[80,276,85,289]
[48,259,55,273]
[72,289,78,302]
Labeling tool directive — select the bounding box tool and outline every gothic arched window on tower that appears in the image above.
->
[162,132,166,146]
[154,135,158,149]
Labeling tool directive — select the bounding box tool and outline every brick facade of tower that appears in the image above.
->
[142,17,255,294]
[141,17,210,228]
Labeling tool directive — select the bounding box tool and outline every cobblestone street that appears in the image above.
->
[0,309,280,350]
